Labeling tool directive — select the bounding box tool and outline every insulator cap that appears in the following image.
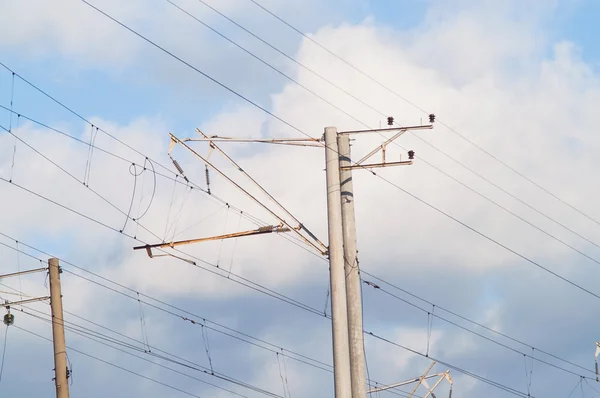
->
[4,313,14,326]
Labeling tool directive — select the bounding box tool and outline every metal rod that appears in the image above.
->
[133,225,290,251]
[49,258,70,398]
[340,124,433,135]
[338,134,367,398]
[324,126,352,398]
[0,267,48,280]
[341,161,413,170]
[3,296,50,307]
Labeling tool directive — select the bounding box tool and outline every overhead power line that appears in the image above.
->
[163,0,600,269]
[13,324,251,398]
[244,0,600,230]
[70,0,600,309]
[1,2,596,394]
[361,271,592,376]
[1,266,417,398]
[361,279,593,379]
[17,307,283,398]
[184,0,600,255]
[0,234,589,397]
[0,176,326,318]
[365,331,532,398]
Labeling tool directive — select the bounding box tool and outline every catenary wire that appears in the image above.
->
[13,324,248,398]
[178,0,600,253]
[0,253,579,398]
[161,0,600,264]
[361,281,592,379]
[0,123,596,388]
[0,175,326,317]
[0,103,286,243]
[245,0,600,230]
[365,331,532,398]
[18,308,282,398]
[0,242,569,398]
[1,272,415,398]
[0,117,324,314]
[68,1,600,309]
[0,8,594,393]
[3,234,592,386]
[361,270,594,376]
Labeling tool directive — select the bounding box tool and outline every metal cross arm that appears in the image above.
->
[339,123,433,171]
[4,296,51,307]
[133,224,291,258]
[0,267,48,280]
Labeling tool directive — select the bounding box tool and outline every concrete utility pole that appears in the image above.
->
[338,133,367,398]
[324,126,353,398]
[49,258,70,398]
[160,119,434,398]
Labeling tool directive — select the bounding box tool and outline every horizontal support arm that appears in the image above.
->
[341,161,413,170]
[3,296,51,307]
[0,267,48,280]
[133,225,291,252]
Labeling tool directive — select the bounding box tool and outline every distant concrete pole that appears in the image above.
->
[324,126,353,398]
[49,258,70,398]
[338,134,367,398]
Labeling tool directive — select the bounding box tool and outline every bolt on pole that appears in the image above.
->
[338,133,367,398]
[324,126,353,398]
[49,258,70,398]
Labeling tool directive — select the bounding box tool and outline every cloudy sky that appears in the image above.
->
[2,0,600,397]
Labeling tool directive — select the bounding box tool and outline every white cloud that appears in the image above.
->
[4,0,600,397]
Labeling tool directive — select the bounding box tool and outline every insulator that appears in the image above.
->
[448,387,452,398]
[387,116,394,126]
[4,313,14,326]
[408,150,415,160]
[429,113,436,123]
[172,159,184,175]
[205,165,211,195]
[258,225,275,232]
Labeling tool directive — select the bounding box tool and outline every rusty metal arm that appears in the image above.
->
[133,225,290,254]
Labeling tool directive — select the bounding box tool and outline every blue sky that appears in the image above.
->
[3,1,600,397]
